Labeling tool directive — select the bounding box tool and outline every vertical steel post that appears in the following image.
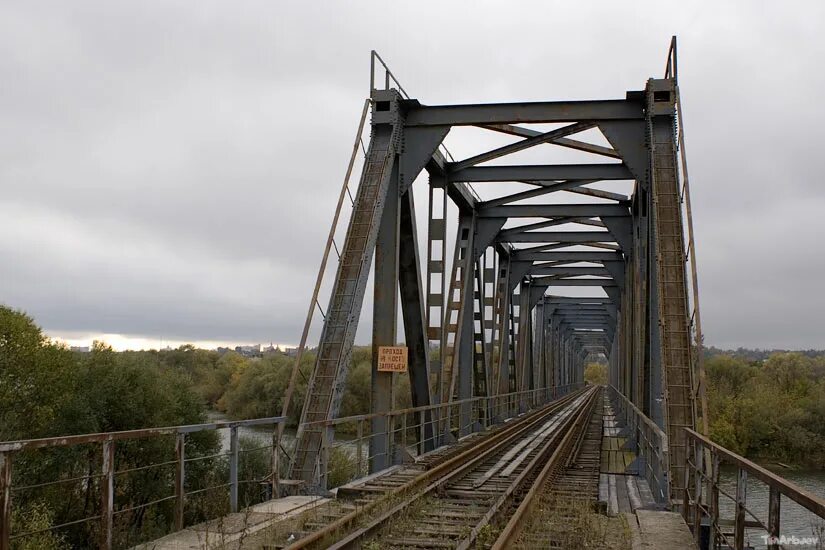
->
[370,161,399,473]
[418,410,426,455]
[682,440,692,522]
[734,468,747,550]
[174,433,185,531]
[710,452,719,549]
[400,414,407,461]
[322,428,331,490]
[1,452,12,550]
[229,426,239,512]
[767,487,780,550]
[101,440,115,549]
[693,442,703,544]
[271,426,279,499]
[356,420,364,477]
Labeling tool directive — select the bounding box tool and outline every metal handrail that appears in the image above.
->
[665,35,678,82]
[608,385,670,505]
[301,384,578,428]
[0,416,288,550]
[0,416,285,453]
[683,428,825,549]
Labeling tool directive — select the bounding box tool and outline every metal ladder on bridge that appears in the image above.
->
[649,80,696,502]
[291,124,399,485]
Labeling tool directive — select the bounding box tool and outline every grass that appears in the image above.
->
[516,496,632,549]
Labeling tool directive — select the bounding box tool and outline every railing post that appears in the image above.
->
[418,410,424,455]
[734,467,747,550]
[271,426,279,499]
[357,419,364,476]
[174,433,185,531]
[683,438,692,522]
[0,452,12,550]
[710,453,719,550]
[321,428,331,491]
[483,397,490,430]
[385,414,393,466]
[693,439,703,545]
[401,414,407,460]
[229,426,239,513]
[101,440,115,550]
[767,487,780,550]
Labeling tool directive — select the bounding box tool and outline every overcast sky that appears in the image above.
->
[2,1,823,350]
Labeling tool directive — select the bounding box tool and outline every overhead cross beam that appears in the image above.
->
[503,231,616,243]
[479,204,630,218]
[449,121,596,171]
[449,163,632,183]
[403,99,645,126]
[481,123,621,159]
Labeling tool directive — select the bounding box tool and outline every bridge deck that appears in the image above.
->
[600,395,663,515]
[137,388,697,549]
[132,496,328,549]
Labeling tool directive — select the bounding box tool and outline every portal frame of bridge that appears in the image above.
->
[286,38,707,505]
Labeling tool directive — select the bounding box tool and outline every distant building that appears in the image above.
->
[263,343,282,356]
[284,347,300,357]
[235,344,261,358]
[70,346,90,353]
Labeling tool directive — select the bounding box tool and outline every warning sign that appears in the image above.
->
[377,346,408,373]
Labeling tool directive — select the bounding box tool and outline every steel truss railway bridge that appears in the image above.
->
[3,39,825,550]
[287,38,700,501]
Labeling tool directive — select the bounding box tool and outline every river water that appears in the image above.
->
[207,411,367,464]
[717,466,825,549]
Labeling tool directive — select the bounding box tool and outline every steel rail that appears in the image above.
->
[490,387,601,548]
[283,388,590,550]
[460,387,601,550]
[328,388,599,550]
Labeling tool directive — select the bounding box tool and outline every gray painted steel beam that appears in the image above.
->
[547,296,613,304]
[529,266,611,277]
[450,122,595,171]
[403,99,644,126]
[449,163,632,183]
[503,231,616,243]
[531,278,616,287]
[370,165,399,473]
[480,123,622,159]
[398,190,435,450]
[480,204,630,218]
[513,251,623,262]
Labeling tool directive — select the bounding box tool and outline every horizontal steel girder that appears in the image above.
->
[530,266,611,276]
[513,251,623,262]
[552,310,615,319]
[403,99,644,126]
[503,231,616,243]
[448,163,632,183]
[531,277,616,287]
[480,204,630,218]
[546,296,613,304]
[481,123,621,159]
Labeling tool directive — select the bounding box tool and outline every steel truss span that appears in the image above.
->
[286,37,706,507]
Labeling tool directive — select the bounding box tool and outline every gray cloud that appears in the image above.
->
[1,0,823,348]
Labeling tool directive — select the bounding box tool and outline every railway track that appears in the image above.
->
[263,385,601,549]
[493,387,607,549]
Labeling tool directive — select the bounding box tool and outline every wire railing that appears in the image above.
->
[0,417,285,549]
[0,383,583,549]
[608,385,670,505]
[309,384,583,489]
